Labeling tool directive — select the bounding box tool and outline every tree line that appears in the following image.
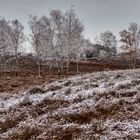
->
[0,8,140,78]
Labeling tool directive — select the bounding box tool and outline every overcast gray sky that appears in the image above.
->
[0,0,140,51]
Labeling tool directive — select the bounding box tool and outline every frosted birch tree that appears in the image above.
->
[29,15,54,77]
[29,15,42,77]
[50,10,66,76]
[10,19,24,76]
[29,8,84,77]
[63,7,84,72]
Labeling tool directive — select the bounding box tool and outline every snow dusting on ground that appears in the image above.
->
[0,69,140,139]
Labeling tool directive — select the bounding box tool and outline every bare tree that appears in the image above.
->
[29,15,54,77]
[100,31,117,58]
[63,7,84,73]
[50,10,65,77]
[29,8,84,77]
[29,16,42,77]
[10,19,24,76]
[120,22,140,68]
[0,18,11,78]
[100,31,117,48]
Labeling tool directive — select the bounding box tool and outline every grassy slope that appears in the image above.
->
[0,69,140,140]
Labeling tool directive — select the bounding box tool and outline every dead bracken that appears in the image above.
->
[0,69,140,139]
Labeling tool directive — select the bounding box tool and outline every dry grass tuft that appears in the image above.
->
[11,126,42,140]
[64,88,71,95]
[47,85,62,91]
[64,80,72,86]
[96,102,120,117]
[36,97,69,112]
[0,113,26,133]
[43,126,83,140]
[64,110,98,124]
[29,87,46,94]
[18,96,32,107]
[119,91,137,97]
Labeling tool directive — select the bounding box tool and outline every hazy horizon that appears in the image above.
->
[0,0,140,52]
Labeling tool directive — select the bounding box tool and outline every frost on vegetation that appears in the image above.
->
[114,79,132,90]
[0,69,140,139]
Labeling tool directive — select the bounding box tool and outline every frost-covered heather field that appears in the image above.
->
[0,69,140,140]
